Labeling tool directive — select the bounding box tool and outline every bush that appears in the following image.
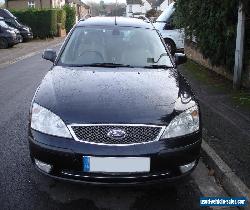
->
[12,9,58,38]
[145,9,157,18]
[57,9,66,30]
[174,0,239,71]
[63,4,76,33]
[245,3,250,65]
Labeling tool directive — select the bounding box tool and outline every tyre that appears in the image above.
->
[164,39,176,55]
[19,36,23,43]
[0,38,8,49]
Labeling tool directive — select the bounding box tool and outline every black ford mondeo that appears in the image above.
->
[29,17,201,184]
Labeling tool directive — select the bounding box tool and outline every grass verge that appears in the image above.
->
[182,59,250,110]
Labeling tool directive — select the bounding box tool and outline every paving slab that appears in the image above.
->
[178,61,250,188]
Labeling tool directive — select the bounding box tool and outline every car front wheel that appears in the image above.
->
[0,38,8,49]
[164,39,176,55]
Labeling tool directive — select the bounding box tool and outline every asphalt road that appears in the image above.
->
[0,49,216,210]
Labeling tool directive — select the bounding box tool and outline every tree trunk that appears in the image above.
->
[40,0,43,9]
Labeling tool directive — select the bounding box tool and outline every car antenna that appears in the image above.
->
[115,0,117,25]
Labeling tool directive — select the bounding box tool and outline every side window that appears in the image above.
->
[163,15,175,30]
[6,19,15,27]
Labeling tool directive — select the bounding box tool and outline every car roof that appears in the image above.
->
[77,17,154,29]
[0,9,15,18]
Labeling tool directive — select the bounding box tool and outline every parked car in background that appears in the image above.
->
[29,17,201,185]
[0,9,33,41]
[153,2,184,54]
[0,17,22,49]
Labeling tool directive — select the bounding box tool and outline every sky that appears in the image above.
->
[0,0,126,4]
[86,0,126,4]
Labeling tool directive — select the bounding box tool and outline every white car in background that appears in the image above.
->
[154,2,184,54]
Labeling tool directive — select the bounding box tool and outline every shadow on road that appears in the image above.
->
[33,170,206,210]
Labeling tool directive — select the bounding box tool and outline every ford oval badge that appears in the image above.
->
[107,129,126,139]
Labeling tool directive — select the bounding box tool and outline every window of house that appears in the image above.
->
[129,5,132,13]
[28,0,35,8]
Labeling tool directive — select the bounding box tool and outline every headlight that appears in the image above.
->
[161,105,199,139]
[31,103,72,138]
[6,30,15,35]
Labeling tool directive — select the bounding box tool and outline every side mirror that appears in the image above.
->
[164,22,172,30]
[174,53,187,66]
[42,49,56,62]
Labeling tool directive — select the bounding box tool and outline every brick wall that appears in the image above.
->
[185,40,250,88]
[7,0,52,10]
[8,0,28,10]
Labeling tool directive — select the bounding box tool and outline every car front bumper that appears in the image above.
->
[29,129,202,185]
[6,36,19,45]
[21,32,33,40]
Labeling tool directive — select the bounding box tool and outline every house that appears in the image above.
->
[79,2,90,19]
[6,0,65,9]
[126,0,151,17]
[66,0,90,21]
[159,0,174,11]
[5,0,90,21]
[146,0,157,10]
[105,3,126,17]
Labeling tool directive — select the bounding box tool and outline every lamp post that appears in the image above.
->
[233,0,246,89]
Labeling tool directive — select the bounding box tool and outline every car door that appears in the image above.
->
[161,15,184,50]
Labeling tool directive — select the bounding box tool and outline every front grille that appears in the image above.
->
[69,124,165,145]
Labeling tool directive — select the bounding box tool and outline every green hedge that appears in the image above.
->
[57,9,66,30]
[174,0,239,71]
[245,3,250,66]
[12,9,58,38]
[63,4,76,33]
[11,7,74,37]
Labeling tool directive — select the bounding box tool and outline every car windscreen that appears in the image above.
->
[6,19,21,27]
[58,26,173,68]
[0,20,10,28]
[15,19,23,26]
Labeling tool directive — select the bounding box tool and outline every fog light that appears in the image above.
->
[34,159,52,173]
[179,161,196,173]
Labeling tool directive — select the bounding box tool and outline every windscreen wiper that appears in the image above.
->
[144,65,173,69]
[83,63,133,68]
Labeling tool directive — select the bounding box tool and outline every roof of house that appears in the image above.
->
[66,0,90,8]
[146,0,156,6]
[126,0,143,5]
[156,0,165,6]
[147,0,164,7]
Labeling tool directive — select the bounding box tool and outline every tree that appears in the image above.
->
[145,9,158,18]
[174,0,238,70]
[2,0,6,8]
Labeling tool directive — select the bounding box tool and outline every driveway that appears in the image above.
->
[0,37,65,68]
